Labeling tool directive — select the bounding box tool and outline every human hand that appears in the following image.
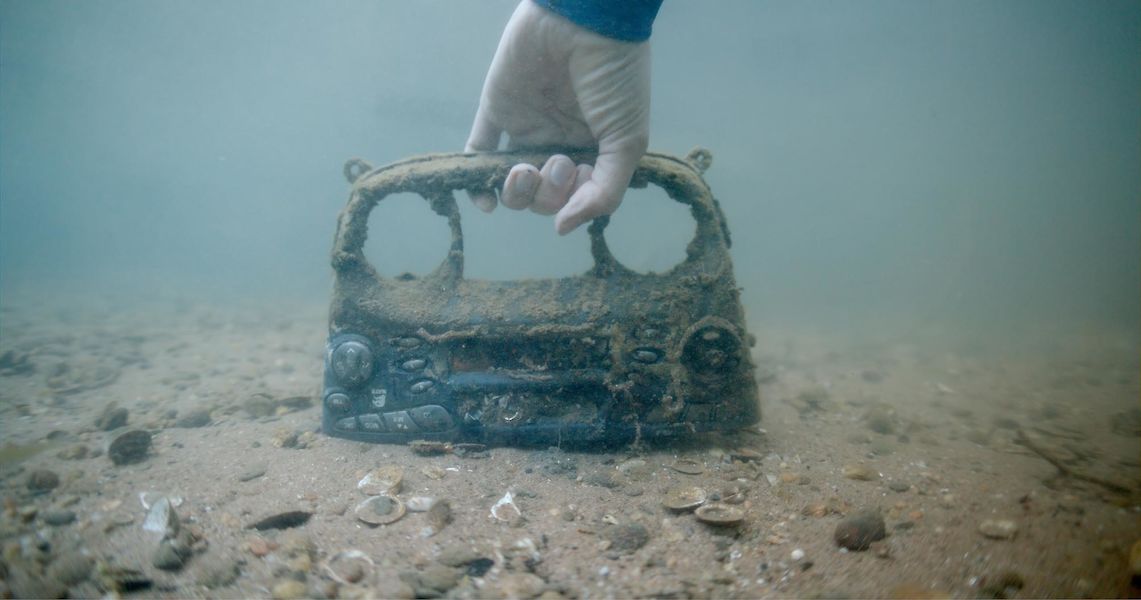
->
[465,0,651,235]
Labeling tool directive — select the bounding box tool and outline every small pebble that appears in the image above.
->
[27,469,60,493]
[842,464,878,481]
[108,430,152,465]
[46,551,95,586]
[978,519,1018,540]
[153,537,192,571]
[602,523,650,554]
[790,549,805,561]
[42,509,76,526]
[175,408,212,428]
[95,405,129,431]
[238,465,267,482]
[834,510,886,551]
[887,481,910,493]
[272,579,309,600]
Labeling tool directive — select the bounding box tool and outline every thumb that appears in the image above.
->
[464,105,503,212]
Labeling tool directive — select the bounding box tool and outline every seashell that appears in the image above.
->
[661,486,707,512]
[358,465,403,496]
[355,495,405,526]
[142,497,179,537]
[720,484,747,505]
[694,502,745,527]
[670,459,705,475]
[321,550,375,585]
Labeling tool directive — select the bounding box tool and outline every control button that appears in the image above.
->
[409,379,435,394]
[335,417,358,431]
[370,388,387,409]
[393,336,423,349]
[409,405,454,431]
[382,410,418,432]
[358,413,384,432]
[631,348,663,364]
[330,340,374,387]
[325,392,352,413]
[401,358,427,371]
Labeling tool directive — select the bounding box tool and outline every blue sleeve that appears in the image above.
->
[532,0,663,42]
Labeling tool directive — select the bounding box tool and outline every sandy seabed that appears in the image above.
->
[0,291,1138,599]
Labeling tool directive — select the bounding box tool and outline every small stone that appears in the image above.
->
[247,537,277,557]
[95,404,129,431]
[421,465,447,480]
[47,551,95,586]
[437,546,483,568]
[977,519,1018,540]
[495,572,547,599]
[399,564,460,597]
[272,579,309,600]
[27,469,60,493]
[108,430,151,465]
[42,509,76,526]
[175,408,212,428]
[842,464,878,481]
[834,510,886,551]
[239,464,268,482]
[887,480,910,493]
[153,536,192,571]
[194,553,240,589]
[601,522,649,554]
[583,471,620,489]
[938,493,955,509]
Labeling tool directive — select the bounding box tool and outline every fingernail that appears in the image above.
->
[550,159,574,187]
[516,170,540,197]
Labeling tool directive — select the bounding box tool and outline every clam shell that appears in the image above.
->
[670,459,705,475]
[661,486,707,512]
[355,495,406,526]
[358,465,403,496]
[694,502,745,527]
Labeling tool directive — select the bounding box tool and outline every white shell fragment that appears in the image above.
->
[142,497,179,537]
[321,550,375,585]
[406,496,438,512]
[490,491,522,522]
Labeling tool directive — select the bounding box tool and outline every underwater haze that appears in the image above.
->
[1,0,1138,341]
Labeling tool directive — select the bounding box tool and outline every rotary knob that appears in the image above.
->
[330,340,374,387]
